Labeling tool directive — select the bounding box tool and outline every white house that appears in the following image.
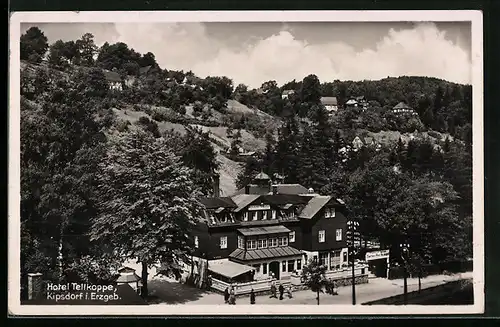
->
[282,89,295,100]
[320,96,338,113]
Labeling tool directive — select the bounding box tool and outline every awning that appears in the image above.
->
[237,225,291,236]
[230,246,303,261]
[208,259,255,279]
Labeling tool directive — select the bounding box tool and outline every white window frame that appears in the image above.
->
[296,259,302,270]
[243,212,248,221]
[194,236,199,248]
[281,237,288,247]
[238,235,244,249]
[220,236,227,249]
[269,238,278,248]
[247,239,257,250]
[262,211,268,220]
[289,231,295,243]
[258,239,268,249]
[318,230,326,243]
[253,211,258,221]
[272,210,277,219]
[336,229,342,241]
[282,261,287,272]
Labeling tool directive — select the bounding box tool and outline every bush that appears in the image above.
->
[151,110,168,122]
[427,130,441,139]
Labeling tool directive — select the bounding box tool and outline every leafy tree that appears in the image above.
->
[230,129,242,155]
[20,27,49,63]
[92,129,205,298]
[301,259,337,305]
[48,40,68,67]
[236,156,263,190]
[300,74,322,104]
[76,33,98,66]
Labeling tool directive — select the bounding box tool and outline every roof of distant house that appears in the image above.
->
[139,65,152,75]
[282,89,295,95]
[254,172,271,180]
[103,70,122,82]
[393,102,412,110]
[321,97,338,105]
[299,195,332,219]
[355,96,365,101]
[346,99,358,105]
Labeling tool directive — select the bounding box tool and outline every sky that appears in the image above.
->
[21,22,472,88]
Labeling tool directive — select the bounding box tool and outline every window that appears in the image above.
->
[319,252,328,266]
[289,231,295,243]
[282,261,287,272]
[336,229,342,241]
[238,236,244,249]
[325,207,336,218]
[330,250,341,270]
[288,260,295,272]
[296,259,302,270]
[194,236,199,248]
[253,212,258,221]
[272,210,277,219]
[269,238,278,247]
[343,251,348,263]
[279,237,288,247]
[258,239,268,249]
[262,211,268,220]
[253,264,261,273]
[246,239,257,250]
[262,263,268,274]
[243,212,248,221]
[318,230,326,243]
[220,236,227,249]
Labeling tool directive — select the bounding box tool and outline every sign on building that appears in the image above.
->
[365,249,390,261]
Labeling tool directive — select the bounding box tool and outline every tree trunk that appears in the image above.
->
[141,261,148,299]
[316,291,320,305]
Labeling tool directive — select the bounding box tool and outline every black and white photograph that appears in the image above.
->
[8,10,484,315]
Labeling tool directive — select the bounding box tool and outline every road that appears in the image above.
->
[180,272,472,305]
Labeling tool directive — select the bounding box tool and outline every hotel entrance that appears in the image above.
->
[269,261,280,279]
[365,249,390,278]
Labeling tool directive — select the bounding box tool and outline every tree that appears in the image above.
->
[230,129,242,155]
[301,259,337,305]
[20,27,49,63]
[76,33,98,66]
[300,74,322,104]
[48,40,67,67]
[91,129,205,298]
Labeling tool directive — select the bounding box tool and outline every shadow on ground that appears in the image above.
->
[146,279,212,304]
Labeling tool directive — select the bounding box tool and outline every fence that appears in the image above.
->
[210,277,276,296]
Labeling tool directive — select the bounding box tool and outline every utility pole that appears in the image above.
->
[347,219,359,305]
[400,242,410,305]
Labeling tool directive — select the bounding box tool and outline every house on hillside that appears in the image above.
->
[356,96,369,109]
[321,97,339,113]
[345,99,359,109]
[191,172,354,282]
[391,102,417,116]
[103,70,123,91]
[282,89,295,100]
[352,136,364,151]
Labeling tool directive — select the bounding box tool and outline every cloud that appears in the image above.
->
[29,22,471,88]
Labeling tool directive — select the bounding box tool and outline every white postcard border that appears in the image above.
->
[8,10,484,316]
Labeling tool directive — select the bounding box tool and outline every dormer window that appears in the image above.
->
[272,210,277,220]
[243,212,249,221]
[325,208,336,218]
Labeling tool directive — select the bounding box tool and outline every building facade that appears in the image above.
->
[192,173,350,281]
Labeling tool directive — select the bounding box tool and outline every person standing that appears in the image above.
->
[250,288,256,304]
[229,286,236,305]
[278,283,284,300]
[270,282,277,298]
[224,287,229,304]
[287,285,293,299]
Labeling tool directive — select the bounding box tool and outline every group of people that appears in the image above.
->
[223,281,293,305]
[269,281,293,300]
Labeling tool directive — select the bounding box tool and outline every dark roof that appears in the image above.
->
[229,246,303,261]
[233,185,271,196]
[118,266,136,273]
[208,259,255,279]
[261,194,310,205]
[116,272,141,283]
[139,65,152,75]
[393,102,412,110]
[199,197,237,209]
[103,70,122,82]
[299,196,332,219]
[321,97,338,105]
[237,225,291,236]
[23,284,147,305]
[233,184,309,196]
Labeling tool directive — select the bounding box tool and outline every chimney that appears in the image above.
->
[272,185,278,195]
[212,174,220,197]
[245,185,250,194]
[28,272,43,300]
